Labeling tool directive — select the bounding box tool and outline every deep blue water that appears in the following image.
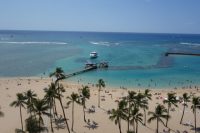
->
[0,30,200,89]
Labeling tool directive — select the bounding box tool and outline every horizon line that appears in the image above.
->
[0,29,200,35]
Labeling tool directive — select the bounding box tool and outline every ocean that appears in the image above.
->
[0,30,200,89]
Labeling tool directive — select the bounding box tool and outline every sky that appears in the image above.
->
[0,0,200,34]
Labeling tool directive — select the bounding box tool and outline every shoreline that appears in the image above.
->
[0,76,199,91]
[0,77,200,133]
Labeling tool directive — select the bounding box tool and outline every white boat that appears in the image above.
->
[90,51,98,58]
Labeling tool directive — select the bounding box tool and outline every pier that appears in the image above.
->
[64,55,173,78]
[64,62,108,78]
[65,52,198,79]
[165,52,200,56]
[64,66,97,78]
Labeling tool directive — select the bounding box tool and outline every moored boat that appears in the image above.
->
[90,51,98,58]
[85,61,97,69]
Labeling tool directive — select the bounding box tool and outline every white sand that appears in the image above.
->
[0,77,199,133]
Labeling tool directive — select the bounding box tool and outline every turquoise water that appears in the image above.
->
[0,30,200,89]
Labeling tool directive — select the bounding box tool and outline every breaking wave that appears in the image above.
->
[180,42,200,47]
[89,41,120,46]
[0,41,68,45]
[89,41,110,46]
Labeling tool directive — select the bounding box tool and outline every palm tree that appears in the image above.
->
[55,84,71,133]
[24,90,37,116]
[144,89,152,100]
[33,98,49,133]
[180,93,190,124]
[96,79,105,108]
[109,108,123,133]
[44,83,57,133]
[191,96,200,133]
[163,92,178,127]
[47,82,58,118]
[10,93,27,131]
[126,91,137,132]
[143,89,152,126]
[148,104,169,133]
[118,99,127,111]
[50,67,65,111]
[67,92,80,131]
[130,107,143,133]
[134,93,147,109]
[135,112,143,133]
[25,116,47,133]
[49,67,65,84]
[109,99,127,133]
[80,85,90,122]
[134,93,148,126]
[130,106,137,132]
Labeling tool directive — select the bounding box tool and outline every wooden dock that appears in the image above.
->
[64,62,109,78]
[64,66,97,78]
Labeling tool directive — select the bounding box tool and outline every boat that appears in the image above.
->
[99,62,109,68]
[85,61,97,69]
[90,51,98,58]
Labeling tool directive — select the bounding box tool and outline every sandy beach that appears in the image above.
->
[0,77,200,133]
[1,0,200,133]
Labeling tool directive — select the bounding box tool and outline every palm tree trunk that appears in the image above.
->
[49,102,54,133]
[39,120,41,133]
[30,104,36,119]
[136,121,138,133]
[52,102,56,119]
[59,96,71,133]
[71,101,74,131]
[56,79,70,132]
[98,88,100,107]
[127,101,130,132]
[166,105,170,127]
[20,105,24,131]
[194,108,197,133]
[33,111,37,120]
[83,105,86,122]
[31,105,36,118]
[30,106,33,117]
[53,98,58,117]
[180,105,185,124]
[118,119,122,133]
[132,120,135,132]
[157,118,159,133]
[144,109,146,126]
[39,114,41,133]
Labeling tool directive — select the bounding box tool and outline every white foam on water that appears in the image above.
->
[89,41,110,46]
[0,37,10,41]
[180,42,200,47]
[89,41,122,46]
[115,43,120,45]
[0,41,68,45]
[89,41,99,45]
[180,42,191,45]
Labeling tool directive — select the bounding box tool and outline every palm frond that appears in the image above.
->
[148,116,156,123]
[158,118,166,126]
